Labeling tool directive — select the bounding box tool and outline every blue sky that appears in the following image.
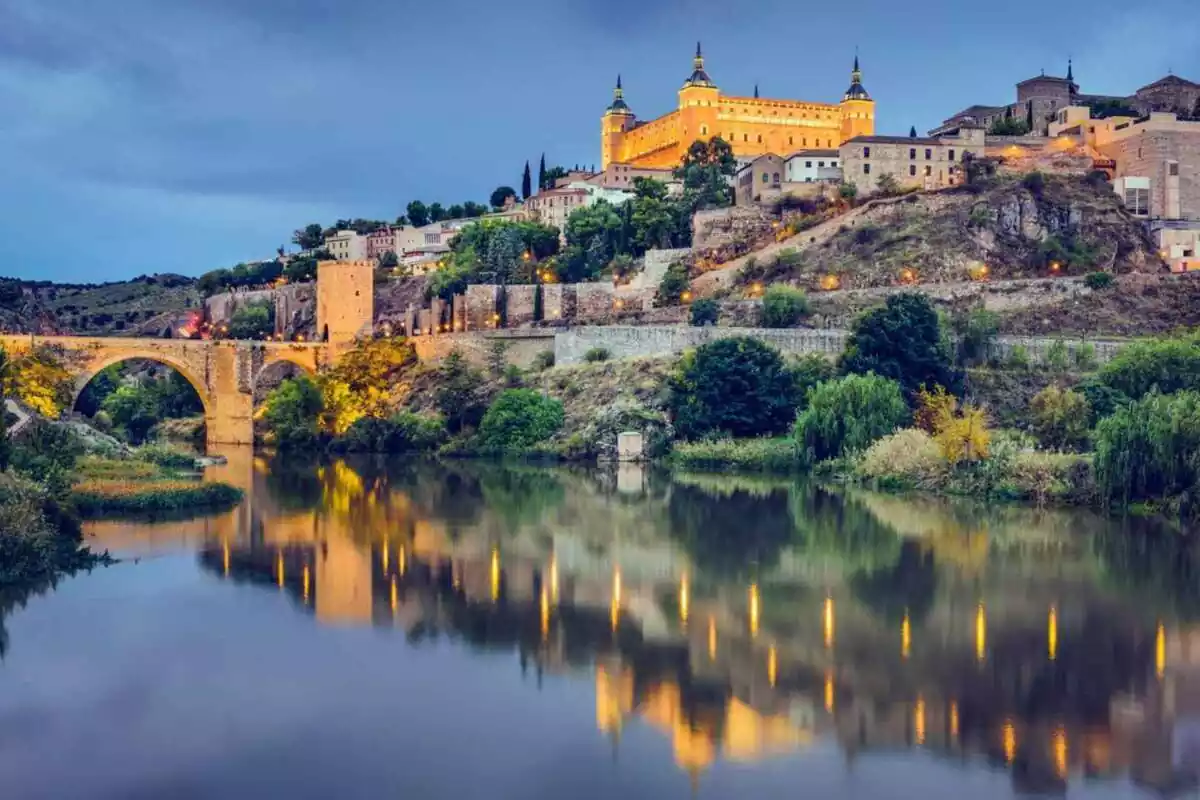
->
[1,0,1197,283]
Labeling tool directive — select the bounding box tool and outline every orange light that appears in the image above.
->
[1049,261,1061,273]
[820,274,840,291]
[679,573,689,627]
[680,291,692,302]
[900,268,916,284]
[767,646,777,687]
[748,583,760,637]
[823,596,834,649]
[708,616,717,660]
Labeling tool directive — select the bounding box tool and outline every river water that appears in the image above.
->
[2,449,1200,799]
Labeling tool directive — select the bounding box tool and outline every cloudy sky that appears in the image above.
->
[1,0,1197,283]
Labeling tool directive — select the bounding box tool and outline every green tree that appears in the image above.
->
[490,186,518,209]
[674,137,736,209]
[378,250,399,269]
[909,126,917,138]
[446,204,464,220]
[1098,333,1200,400]
[407,201,430,227]
[227,302,274,340]
[262,376,324,450]
[538,154,546,191]
[761,286,810,328]
[435,350,487,433]
[655,262,691,307]
[462,201,488,218]
[794,374,910,463]
[690,298,719,326]
[429,202,446,222]
[841,293,962,399]
[284,256,318,283]
[953,306,999,366]
[1094,390,1200,515]
[563,201,624,281]
[292,223,324,251]
[669,337,800,440]
[1030,386,1091,451]
[101,385,161,444]
[542,166,568,189]
[477,389,564,452]
[522,161,532,199]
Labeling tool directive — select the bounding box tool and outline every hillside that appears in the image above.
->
[694,174,1157,296]
[0,274,201,336]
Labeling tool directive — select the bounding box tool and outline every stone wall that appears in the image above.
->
[691,206,775,251]
[465,284,501,330]
[505,285,537,327]
[410,330,556,368]
[205,283,316,337]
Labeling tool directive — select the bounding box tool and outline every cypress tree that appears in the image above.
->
[538,154,546,191]
[521,161,532,199]
[1026,101,1034,132]
[909,126,917,138]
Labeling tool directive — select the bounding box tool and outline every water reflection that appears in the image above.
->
[23,453,1200,795]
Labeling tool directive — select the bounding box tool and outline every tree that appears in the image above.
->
[378,250,399,269]
[284,256,318,283]
[462,201,488,218]
[841,292,962,399]
[522,161,532,199]
[675,137,736,209]
[538,154,546,193]
[909,126,917,138]
[227,302,274,340]
[542,166,568,189]
[477,389,564,452]
[262,376,324,450]
[690,298,719,326]
[429,202,446,222]
[875,173,901,195]
[669,337,801,440]
[446,204,464,220]
[1095,390,1200,513]
[292,223,324,252]
[563,201,624,281]
[1026,101,1034,132]
[1098,333,1200,401]
[761,286,810,327]
[435,350,487,433]
[1030,386,1091,451]
[407,201,430,227]
[490,186,518,209]
[100,384,159,443]
[795,374,910,463]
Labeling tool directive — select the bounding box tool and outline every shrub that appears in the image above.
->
[503,363,524,388]
[477,389,564,452]
[583,347,611,363]
[331,412,446,453]
[1022,171,1045,197]
[1045,339,1070,373]
[841,293,961,398]
[577,400,674,461]
[531,349,556,371]
[71,480,243,517]
[671,437,799,473]
[953,306,999,366]
[794,374,910,464]
[690,298,719,327]
[1075,376,1128,424]
[856,428,947,489]
[933,404,990,464]
[760,285,810,328]
[435,350,488,432]
[670,337,801,440]
[1007,344,1031,370]
[790,355,835,411]
[261,376,324,450]
[655,262,690,307]
[1098,334,1200,400]
[1094,390,1200,514]
[1084,271,1115,290]
[1030,387,1091,451]
[914,385,957,433]
[486,341,509,378]
[1075,342,1098,371]
[135,444,197,470]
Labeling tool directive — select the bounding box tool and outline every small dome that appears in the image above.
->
[683,41,716,88]
[843,55,870,101]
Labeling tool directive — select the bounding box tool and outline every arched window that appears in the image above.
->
[757,134,762,143]
[700,125,708,135]
[761,172,769,182]
[772,172,780,183]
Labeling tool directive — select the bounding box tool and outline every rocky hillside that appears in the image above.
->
[696,174,1158,296]
[0,274,201,336]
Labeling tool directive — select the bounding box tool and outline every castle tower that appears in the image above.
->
[601,74,636,170]
[839,55,875,142]
[316,260,374,345]
[677,42,720,149]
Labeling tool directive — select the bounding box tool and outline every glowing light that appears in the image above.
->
[679,573,689,627]
[1053,726,1068,779]
[276,552,285,588]
[452,561,462,591]
[681,291,692,302]
[1048,606,1058,661]
[490,549,501,602]
[820,274,841,291]
[302,564,311,603]
[708,616,717,661]
[382,537,389,572]
[823,597,835,649]
[975,603,987,663]
[611,568,622,632]
[824,671,834,713]
[1003,719,1016,764]
[1049,261,1061,273]
[222,540,230,577]
[748,583,760,637]
[540,586,550,641]
[901,612,911,659]
[751,282,763,295]
[399,545,407,577]
[914,695,926,746]
[549,555,559,604]
[1156,622,1166,679]
[950,701,960,740]
[899,268,916,284]
[767,646,777,687]
[390,576,398,613]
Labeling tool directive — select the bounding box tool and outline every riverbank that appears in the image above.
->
[70,454,243,518]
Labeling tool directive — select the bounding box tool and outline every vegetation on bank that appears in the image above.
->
[71,479,242,517]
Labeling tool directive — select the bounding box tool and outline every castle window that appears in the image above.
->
[818,161,825,167]
[701,125,708,135]
[762,172,769,182]
[864,147,871,157]
[925,165,932,177]
[789,137,793,146]
[832,160,838,167]
[910,165,917,176]
[1170,163,1180,176]
[863,164,871,175]
[757,135,762,143]
[949,149,956,161]
[925,149,932,160]
[910,148,916,160]
[772,172,780,184]
[806,161,812,168]
[744,134,749,142]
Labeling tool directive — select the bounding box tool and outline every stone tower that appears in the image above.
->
[839,55,876,142]
[677,42,720,148]
[601,75,636,170]
[316,260,374,345]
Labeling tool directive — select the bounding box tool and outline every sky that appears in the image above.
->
[1,0,1198,284]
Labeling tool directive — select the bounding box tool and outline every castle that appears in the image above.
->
[601,44,875,170]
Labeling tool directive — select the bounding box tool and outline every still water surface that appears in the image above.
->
[2,450,1200,799]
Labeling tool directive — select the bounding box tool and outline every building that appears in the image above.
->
[323,230,367,262]
[735,154,785,205]
[524,182,635,231]
[587,162,679,191]
[784,149,842,183]
[840,129,985,194]
[600,44,874,170]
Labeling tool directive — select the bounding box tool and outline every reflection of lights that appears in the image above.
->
[708,616,717,661]
[540,587,550,641]
[824,671,834,713]
[1003,720,1017,764]
[611,569,622,632]
[768,646,777,687]
[976,603,986,663]
[302,564,311,604]
[1157,622,1166,679]
[222,541,230,577]
[1048,606,1058,661]
[390,576,398,613]
[914,695,926,745]
[1053,726,1068,779]
[950,701,960,740]
[901,611,911,659]
[749,583,760,637]
[399,546,406,577]
[490,549,500,602]
[679,573,689,628]
[276,552,285,588]
[382,537,389,572]
[549,555,559,604]
[823,597,834,649]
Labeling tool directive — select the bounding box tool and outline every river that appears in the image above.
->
[2,449,1199,799]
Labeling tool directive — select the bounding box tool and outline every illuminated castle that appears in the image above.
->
[601,43,875,169]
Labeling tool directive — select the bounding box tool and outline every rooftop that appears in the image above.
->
[847,135,945,146]
[785,149,839,159]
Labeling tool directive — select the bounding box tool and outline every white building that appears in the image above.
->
[323,230,367,261]
[785,149,842,183]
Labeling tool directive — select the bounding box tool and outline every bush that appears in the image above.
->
[856,428,947,490]
[1094,390,1200,514]
[135,444,197,470]
[1045,339,1069,373]
[477,389,564,453]
[1084,271,1115,290]
[671,437,799,473]
[760,286,810,328]
[690,298,719,327]
[669,337,801,440]
[1075,342,1098,371]
[435,350,488,433]
[655,262,690,307]
[794,374,910,464]
[583,347,611,363]
[1075,376,1128,424]
[933,404,990,464]
[532,349,556,371]
[71,480,243,517]
[841,293,961,399]
[953,306,999,366]
[1007,345,1031,370]
[790,355,836,411]
[227,301,274,340]
[331,412,447,454]
[1098,334,1200,400]
[1022,171,1046,197]
[262,376,324,450]
[1030,387,1091,451]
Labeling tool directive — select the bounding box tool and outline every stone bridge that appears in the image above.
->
[0,334,330,446]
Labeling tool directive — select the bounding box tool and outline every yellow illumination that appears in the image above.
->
[708,616,717,661]
[490,549,501,602]
[540,586,550,641]
[390,575,398,613]
[222,540,230,577]
[976,603,987,663]
[1003,720,1017,764]
[824,671,834,713]
[767,646,777,688]
[549,555,559,604]
[382,537,389,572]
[611,569,622,632]
[1156,622,1166,679]
[1048,606,1058,661]
[398,545,407,577]
[748,583,760,638]
[823,597,835,649]
[276,552,285,588]
[679,573,690,628]
[1053,726,1068,779]
[901,611,911,660]
[914,695,926,745]
[302,564,311,604]
[950,701,959,740]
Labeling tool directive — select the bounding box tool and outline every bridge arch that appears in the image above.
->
[72,351,213,417]
[254,352,319,401]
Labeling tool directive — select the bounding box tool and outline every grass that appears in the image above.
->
[71,479,243,517]
[670,437,800,473]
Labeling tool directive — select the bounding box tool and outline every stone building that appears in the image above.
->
[600,45,874,169]
[840,129,985,194]
[735,154,785,205]
[784,149,842,183]
[586,162,679,192]
[323,229,367,261]
[316,260,374,344]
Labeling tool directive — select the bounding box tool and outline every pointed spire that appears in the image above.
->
[696,41,702,59]
[754,83,759,99]
[684,40,714,87]
[1067,58,1074,82]
[844,52,870,102]
[607,73,631,114]
[616,73,622,90]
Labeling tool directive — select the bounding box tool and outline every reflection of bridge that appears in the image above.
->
[0,335,329,445]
